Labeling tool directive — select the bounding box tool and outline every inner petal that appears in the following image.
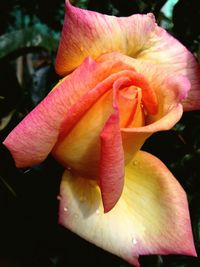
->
[113,71,158,129]
[117,85,145,128]
[127,88,145,128]
[117,86,138,127]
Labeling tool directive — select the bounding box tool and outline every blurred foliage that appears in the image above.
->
[0,0,200,267]
[0,25,59,59]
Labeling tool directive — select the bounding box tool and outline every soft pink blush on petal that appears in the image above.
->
[55,1,156,75]
[99,109,124,213]
[55,2,200,110]
[55,70,136,144]
[137,26,200,111]
[59,151,196,266]
[3,57,99,167]
[3,56,135,168]
[99,92,124,212]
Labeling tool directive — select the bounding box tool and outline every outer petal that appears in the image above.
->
[59,151,196,265]
[3,56,134,168]
[55,1,156,75]
[55,2,200,110]
[137,27,200,111]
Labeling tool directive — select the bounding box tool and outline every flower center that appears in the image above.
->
[113,73,158,128]
[118,85,145,128]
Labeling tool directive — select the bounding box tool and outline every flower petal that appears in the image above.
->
[59,151,196,266]
[3,56,134,168]
[55,1,156,75]
[137,27,200,111]
[53,90,113,177]
[98,53,191,118]
[121,104,183,164]
[59,171,140,266]
[100,107,124,213]
[55,2,200,110]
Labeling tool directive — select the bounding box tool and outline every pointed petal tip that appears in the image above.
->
[65,0,71,8]
[146,12,155,21]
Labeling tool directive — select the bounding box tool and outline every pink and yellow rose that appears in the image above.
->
[3,1,200,266]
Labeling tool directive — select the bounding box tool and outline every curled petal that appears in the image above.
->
[100,106,124,213]
[55,1,156,75]
[55,2,200,110]
[121,104,183,164]
[59,151,196,265]
[137,27,200,111]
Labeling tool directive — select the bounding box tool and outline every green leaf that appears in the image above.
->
[0,24,59,58]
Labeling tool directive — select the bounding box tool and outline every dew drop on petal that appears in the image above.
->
[132,237,137,245]
[80,46,84,52]
[24,168,31,174]
[57,195,61,201]
[132,160,138,166]
[96,209,100,214]
[64,207,68,212]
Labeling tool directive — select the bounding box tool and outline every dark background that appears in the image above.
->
[0,0,200,266]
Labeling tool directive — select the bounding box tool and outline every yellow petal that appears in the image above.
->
[59,151,196,266]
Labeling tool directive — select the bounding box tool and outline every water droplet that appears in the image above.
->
[24,168,31,174]
[96,209,100,214]
[57,195,61,201]
[132,160,138,166]
[64,207,68,212]
[80,46,84,52]
[132,237,137,245]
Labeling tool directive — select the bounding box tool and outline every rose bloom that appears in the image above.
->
[3,1,200,266]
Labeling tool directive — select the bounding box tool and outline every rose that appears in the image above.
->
[3,1,200,266]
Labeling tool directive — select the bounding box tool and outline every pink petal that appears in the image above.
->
[138,27,200,111]
[59,151,196,265]
[3,56,135,168]
[99,106,124,213]
[55,2,200,110]
[55,1,156,76]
